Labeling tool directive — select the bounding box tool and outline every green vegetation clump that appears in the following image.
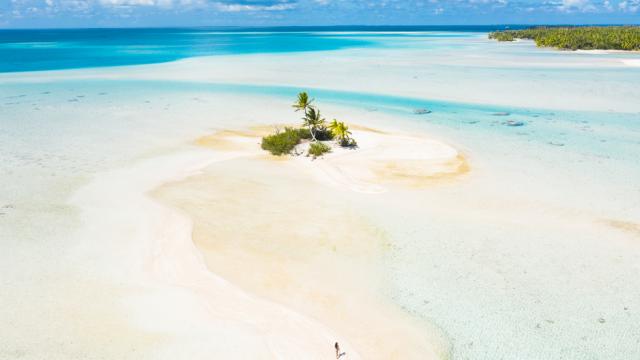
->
[329,119,357,148]
[261,91,357,158]
[308,142,331,158]
[297,127,312,140]
[340,138,357,148]
[489,31,515,42]
[489,26,640,51]
[261,127,304,156]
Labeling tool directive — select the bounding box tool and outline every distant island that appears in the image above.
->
[489,26,640,51]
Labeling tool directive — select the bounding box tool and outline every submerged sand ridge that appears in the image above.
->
[152,124,464,359]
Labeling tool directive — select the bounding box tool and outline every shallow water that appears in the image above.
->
[1,30,639,360]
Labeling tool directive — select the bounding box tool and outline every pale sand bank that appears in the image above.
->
[621,59,640,67]
[574,49,640,55]
[302,125,467,193]
[152,124,464,359]
[69,150,366,359]
[195,124,467,194]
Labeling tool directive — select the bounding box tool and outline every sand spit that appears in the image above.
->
[68,150,366,360]
[621,59,640,67]
[194,124,467,194]
[152,124,464,359]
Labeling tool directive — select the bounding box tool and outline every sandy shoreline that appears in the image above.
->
[68,148,368,359]
[150,124,463,358]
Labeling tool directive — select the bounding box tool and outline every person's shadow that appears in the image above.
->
[338,352,346,359]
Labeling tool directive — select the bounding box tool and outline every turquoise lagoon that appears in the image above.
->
[0,26,517,73]
[1,29,639,360]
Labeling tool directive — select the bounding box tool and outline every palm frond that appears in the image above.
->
[292,92,313,112]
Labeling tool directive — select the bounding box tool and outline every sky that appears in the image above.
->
[0,0,639,28]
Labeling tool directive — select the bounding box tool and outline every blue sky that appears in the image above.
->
[1,0,639,28]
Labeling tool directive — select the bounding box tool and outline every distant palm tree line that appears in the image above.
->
[489,26,640,51]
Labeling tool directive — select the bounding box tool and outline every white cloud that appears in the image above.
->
[619,0,640,11]
[4,0,640,24]
[557,0,597,12]
[213,0,297,12]
[99,0,173,6]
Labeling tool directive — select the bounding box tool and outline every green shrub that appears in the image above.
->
[296,127,312,140]
[339,137,358,148]
[308,142,331,158]
[490,32,515,42]
[261,127,303,156]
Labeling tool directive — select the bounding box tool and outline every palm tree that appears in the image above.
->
[329,119,352,146]
[328,119,340,133]
[303,106,325,141]
[292,92,313,113]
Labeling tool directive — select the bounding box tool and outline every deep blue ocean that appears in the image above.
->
[0,26,520,73]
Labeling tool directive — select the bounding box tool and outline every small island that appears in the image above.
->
[489,26,640,51]
[261,92,357,158]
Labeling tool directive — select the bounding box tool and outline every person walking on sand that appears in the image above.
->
[335,342,340,359]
